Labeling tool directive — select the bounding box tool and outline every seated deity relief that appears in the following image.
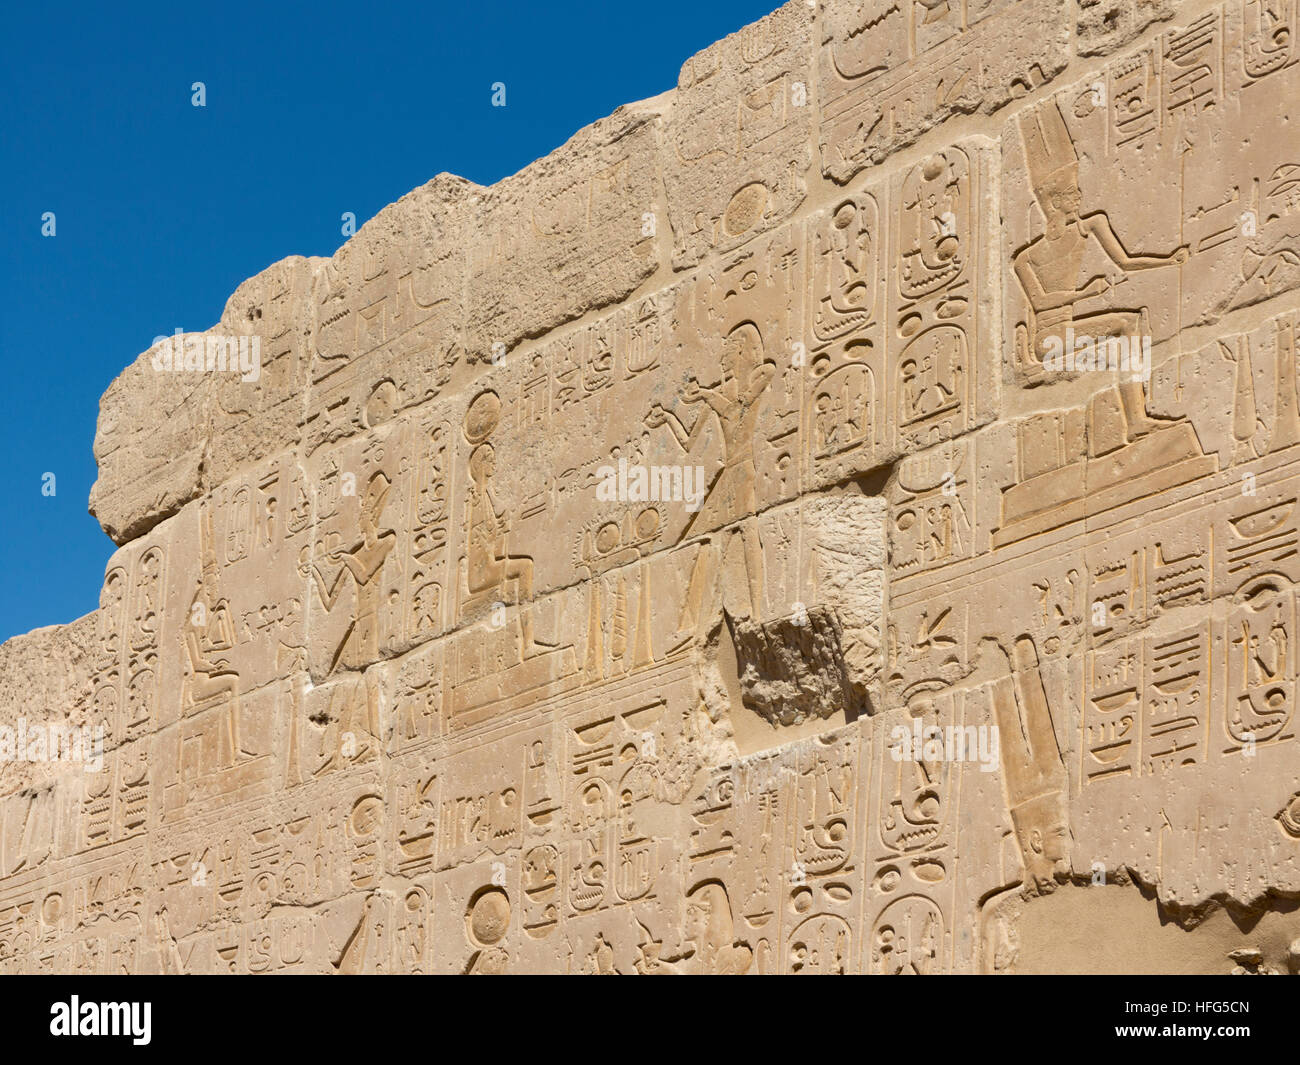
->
[459,390,555,658]
[181,504,252,767]
[994,96,1224,548]
[1012,98,1187,444]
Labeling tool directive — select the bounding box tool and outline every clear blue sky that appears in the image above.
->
[0,0,781,644]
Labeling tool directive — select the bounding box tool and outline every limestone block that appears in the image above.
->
[466,112,662,361]
[662,0,814,268]
[1076,0,1179,58]
[817,0,1070,183]
[307,175,474,457]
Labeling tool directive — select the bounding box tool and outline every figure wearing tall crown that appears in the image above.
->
[986,636,1072,895]
[1013,98,1189,442]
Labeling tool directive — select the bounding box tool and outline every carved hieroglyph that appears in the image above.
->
[6,0,1300,974]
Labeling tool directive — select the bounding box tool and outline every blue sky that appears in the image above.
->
[0,0,781,643]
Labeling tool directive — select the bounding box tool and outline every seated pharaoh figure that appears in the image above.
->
[465,442,552,655]
[1014,98,1188,443]
[182,586,249,765]
[183,506,252,765]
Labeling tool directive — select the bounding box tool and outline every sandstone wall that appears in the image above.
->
[4,0,1300,974]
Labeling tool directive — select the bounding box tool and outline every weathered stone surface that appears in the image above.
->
[467,112,663,360]
[817,0,1071,183]
[309,176,475,457]
[9,0,1300,973]
[663,0,815,268]
[1076,0,1179,58]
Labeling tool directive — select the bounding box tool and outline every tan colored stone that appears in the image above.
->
[1076,0,1179,58]
[662,0,814,268]
[466,112,662,361]
[8,0,1300,973]
[817,0,1070,183]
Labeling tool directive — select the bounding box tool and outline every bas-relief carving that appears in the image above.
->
[817,0,1071,182]
[308,179,472,459]
[9,0,1300,973]
[664,1,814,268]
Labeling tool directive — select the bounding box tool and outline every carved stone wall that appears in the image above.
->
[4,0,1300,974]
